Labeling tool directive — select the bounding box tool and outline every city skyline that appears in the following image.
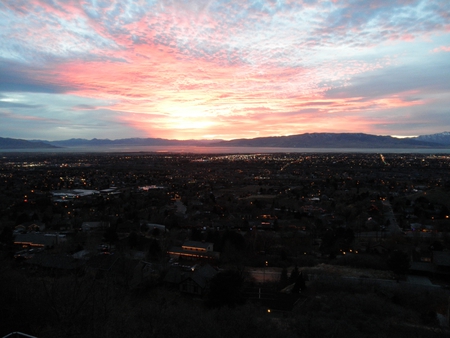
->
[1,0,449,141]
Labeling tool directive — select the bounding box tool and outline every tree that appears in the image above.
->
[147,238,161,259]
[278,267,289,290]
[387,250,410,277]
[289,265,299,284]
[273,219,279,231]
[292,272,306,293]
[128,231,138,249]
[207,269,245,308]
[222,230,246,251]
[280,249,287,261]
[0,225,14,245]
[152,227,160,237]
[15,212,30,226]
[103,225,118,249]
[429,240,444,251]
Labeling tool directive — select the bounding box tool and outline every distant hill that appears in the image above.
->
[412,132,450,145]
[3,133,450,150]
[211,133,444,149]
[0,137,58,149]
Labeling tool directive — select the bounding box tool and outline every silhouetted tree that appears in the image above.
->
[148,238,161,259]
[289,265,299,284]
[152,227,160,237]
[103,225,118,249]
[280,249,287,261]
[273,219,279,231]
[387,250,410,277]
[292,272,306,293]
[221,230,246,252]
[321,227,355,255]
[0,225,14,245]
[278,267,289,290]
[207,269,245,308]
[15,212,30,226]
[128,231,138,249]
[429,240,443,251]
[191,227,203,241]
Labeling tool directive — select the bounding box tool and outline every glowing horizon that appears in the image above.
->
[1,0,449,141]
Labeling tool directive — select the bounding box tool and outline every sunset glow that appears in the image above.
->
[1,0,449,140]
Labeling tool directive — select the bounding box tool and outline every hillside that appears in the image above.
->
[0,137,57,149]
[212,133,443,148]
[414,132,450,145]
[3,132,450,150]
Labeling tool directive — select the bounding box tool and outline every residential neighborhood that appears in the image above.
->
[1,152,450,337]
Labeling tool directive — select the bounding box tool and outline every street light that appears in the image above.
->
[264,260,268,283]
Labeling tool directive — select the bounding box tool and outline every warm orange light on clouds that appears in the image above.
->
[1,0,449,140]
[50,49,424,140]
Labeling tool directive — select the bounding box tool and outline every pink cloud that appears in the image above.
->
[432,45,450,53]
[3,0,449,139]
[38,34,428,140]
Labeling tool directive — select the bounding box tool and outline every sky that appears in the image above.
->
[0,0,449,141]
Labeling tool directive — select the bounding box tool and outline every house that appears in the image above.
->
[244,287,303,313]
[167,241,220,261]
[17,221,46,232]
[81,221,108,232]
[409,251,450,277]
[163,263,218,296]
[432,251,450,275]
[366,242,388,254]
[163,266,189,287]
[85,254,120,279]
[141,222,167,233]
[13,225,26,234]
[26,252,85,274]
[14,232,66,249]
[410,223,422,231]
[130,260,162,288]
[179,264,218,296]
[183,241,214,252]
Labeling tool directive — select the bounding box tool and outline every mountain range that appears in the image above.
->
[0,137,59,150]
[1,132,450,150]
[211,133,448,148]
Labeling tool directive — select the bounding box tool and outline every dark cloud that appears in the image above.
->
[325,58,450,99]
[72,104,98,110]
[0,59,73,93]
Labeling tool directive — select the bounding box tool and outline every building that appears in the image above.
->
[141,222,167,233]
[14,233,66,249]
[179,264,218,295]
[81,221,108,232]
[167,241,220,261]
[164,264,218,296]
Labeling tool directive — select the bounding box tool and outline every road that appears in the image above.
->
[248,268,282,283]
[382,200,403,234]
